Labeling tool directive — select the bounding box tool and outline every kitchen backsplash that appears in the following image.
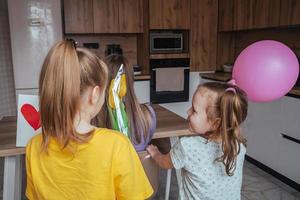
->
[0,0,16,119]
[65,35,138,66]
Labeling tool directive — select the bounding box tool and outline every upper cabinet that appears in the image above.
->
[233,0,281,30]
[218,0,234,31]
[149,0,190,29]
[94,0,143,33]
[64,0,94,33]
[64,0,144,33]
[279,0,300,26]
[118,0,144,33]
[190,0,218,71]
[218,0,300,31]
[93,0,119,33]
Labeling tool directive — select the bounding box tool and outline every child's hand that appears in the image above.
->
[146,145,160,159]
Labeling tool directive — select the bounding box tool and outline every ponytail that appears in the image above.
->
[216,88,247,176]
[39,41,108,152]
[200,82,248,176]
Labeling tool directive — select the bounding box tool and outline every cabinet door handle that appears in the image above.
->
[280,133,300,144]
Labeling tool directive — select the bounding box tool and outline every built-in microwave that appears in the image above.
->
[150,32,183,53]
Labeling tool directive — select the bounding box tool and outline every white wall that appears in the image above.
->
[0,0,16,119]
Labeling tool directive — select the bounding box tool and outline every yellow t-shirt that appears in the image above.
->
[26,128,153,200]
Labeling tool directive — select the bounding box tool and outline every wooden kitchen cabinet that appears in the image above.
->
[218,0,234,31]
[93,0,119,33]
[63,0,94,33]
[64,0,143,33]
[233,0,281,30]
[94,0,144,33]
[252,0,280,29]
[219,0,299,31]
[119,0,144,33]
[190,0,217,71]
[233,0,255,30]
[149,0,190,29]
[279,0,300,26]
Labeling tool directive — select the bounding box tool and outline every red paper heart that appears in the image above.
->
[21,104,41,131]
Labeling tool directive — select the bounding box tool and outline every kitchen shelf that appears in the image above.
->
[150,53,190,59]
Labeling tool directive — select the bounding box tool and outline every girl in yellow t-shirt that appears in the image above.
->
[25,40,153,200]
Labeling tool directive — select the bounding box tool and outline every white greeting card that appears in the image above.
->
[16,94,40,147]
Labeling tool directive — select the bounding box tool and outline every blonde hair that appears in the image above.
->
[39,41,108,152]
[99,54,152,144]
[198,82,248,176]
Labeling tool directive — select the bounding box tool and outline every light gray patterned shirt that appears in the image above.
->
[170,136,246,200]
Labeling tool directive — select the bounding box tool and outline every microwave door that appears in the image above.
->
[151,34,183,52]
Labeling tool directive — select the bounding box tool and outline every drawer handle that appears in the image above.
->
[280,133,300,144]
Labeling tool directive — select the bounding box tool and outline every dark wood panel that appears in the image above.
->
[254,0,280,28]
[216,32,236,71]
[149,0,190,29]
[218,0,234,31]
[149,0,163,29]
[63,0,94,33]
[267,0,281,27]
[119,0,143,33]
[93,0,119,33]
[66,35,138,65]
[235,28,300,49]
[217,26,300,71]
[162,0,190,29]
[234,0,255,30]
[137,0,150,75]
[280,0,300,26]
[190,0,218,72]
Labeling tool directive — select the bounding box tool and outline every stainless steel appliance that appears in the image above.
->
[150,58,189,103]
[8,0,63,96]
[150,32,183,53]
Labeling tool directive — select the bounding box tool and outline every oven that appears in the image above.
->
[150,58,189,103]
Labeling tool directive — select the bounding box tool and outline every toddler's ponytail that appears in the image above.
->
[216,86,247,176]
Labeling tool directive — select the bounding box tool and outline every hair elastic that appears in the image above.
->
[66,38,77,49]
[225,87,236,94]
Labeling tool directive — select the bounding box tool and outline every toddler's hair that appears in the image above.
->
[38,40,108,151]
[199,82,248,176]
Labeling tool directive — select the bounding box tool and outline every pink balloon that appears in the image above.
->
[233,40,299,102]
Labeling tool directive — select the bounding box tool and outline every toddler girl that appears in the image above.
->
[147,81,248,200]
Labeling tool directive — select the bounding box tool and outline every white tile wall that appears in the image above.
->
[0,0,16,119]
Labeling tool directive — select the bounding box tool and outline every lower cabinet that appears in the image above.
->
[243,96,300,184]
[242,100,282,172]
[277,96,300,183]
